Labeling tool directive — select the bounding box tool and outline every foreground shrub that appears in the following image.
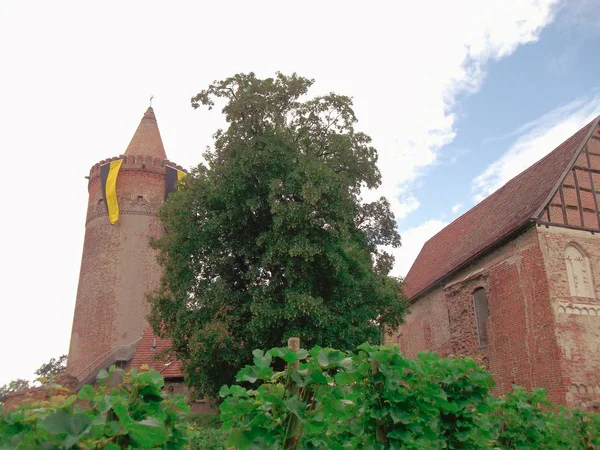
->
[220,344,600,449]
[2,346,599,449]
[189,427,228,450]
[220,344,496,449]
[0,366,190,449]
[492,387,600,449]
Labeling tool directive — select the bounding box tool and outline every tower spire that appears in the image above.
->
[124,107,167,159]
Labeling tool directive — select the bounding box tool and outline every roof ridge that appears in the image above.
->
[532,115,600,221]
[423,116,600,245]
[404,115,599,299]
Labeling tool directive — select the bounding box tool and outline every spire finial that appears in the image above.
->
[124,106,167,159]
[149,95,154,107]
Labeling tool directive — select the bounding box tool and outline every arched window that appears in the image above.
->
[564,244,595,298]
[472,288,489,348]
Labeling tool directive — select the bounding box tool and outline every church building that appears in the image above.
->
[392,116,600,410]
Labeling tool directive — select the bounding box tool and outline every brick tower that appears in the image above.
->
[67,107,185,384]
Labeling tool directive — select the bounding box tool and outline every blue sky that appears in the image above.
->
[393,3,600,274]
[0,0,598,385]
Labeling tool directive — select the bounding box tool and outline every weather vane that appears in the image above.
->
[150,95,154,107]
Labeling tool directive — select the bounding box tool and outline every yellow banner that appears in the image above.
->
[106,159,123,224]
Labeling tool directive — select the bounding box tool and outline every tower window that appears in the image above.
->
[137,196,143,202]
[97,199,104,204]
[472,288,489,348]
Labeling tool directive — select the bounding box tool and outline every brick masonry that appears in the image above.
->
[537,226,600,409]
[390,226,568,405]
[66,155,180,383]
[391,220,600,410]
[391,121,600,411]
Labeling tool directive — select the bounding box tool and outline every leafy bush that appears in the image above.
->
[189,427,228,450]
[493,387,600,449]
[2,346,599,449]
[219,344,497,449]
[188,414,227,450]
[219,344,600,449]
[0,366,190,449]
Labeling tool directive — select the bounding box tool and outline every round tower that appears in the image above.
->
[67,107,185,383]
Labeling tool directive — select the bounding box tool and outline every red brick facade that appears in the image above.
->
[393,118,600,410]
[66,108,185,385]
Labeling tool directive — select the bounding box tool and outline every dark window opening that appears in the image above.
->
[472,288,489,348]
[114,360,127,369]
[97,199,104,204]
[137,196,143,201]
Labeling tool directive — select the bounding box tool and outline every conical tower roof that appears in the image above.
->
[124,107,167,159]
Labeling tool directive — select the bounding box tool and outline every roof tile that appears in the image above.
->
[404,117,599,299]
[129,328,183,378]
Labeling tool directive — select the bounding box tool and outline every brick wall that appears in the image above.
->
[392,226,566,404]
[67,155,183,383]
[537,226,600,410]
[389,286,452,358]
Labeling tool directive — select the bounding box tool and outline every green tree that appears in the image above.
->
[0,355,67,406]
[0,379,30,406]
[148,73,407,397]
[35,354,67,382]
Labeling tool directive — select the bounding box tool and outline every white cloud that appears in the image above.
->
[0,0,558,385]
[390,220,449,278]
[451,203,464,214]
[473,91,600,200]
[358,0,559,222]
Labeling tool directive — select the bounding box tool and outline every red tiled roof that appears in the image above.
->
[130,328,183,378]
[404,117,599,299]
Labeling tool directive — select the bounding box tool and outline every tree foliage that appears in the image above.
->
[148,73,406,397]
[35,355,67,382]
[0,355,67,406]
[0,380,30,406]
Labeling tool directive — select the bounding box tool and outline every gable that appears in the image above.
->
[538,122,600,231]
[404,117,600,300]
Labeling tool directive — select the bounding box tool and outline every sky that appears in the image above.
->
[0,0,598,386]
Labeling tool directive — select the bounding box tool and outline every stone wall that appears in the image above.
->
[537,226,600,410]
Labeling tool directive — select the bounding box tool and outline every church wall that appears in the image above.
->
[537,226,600,410]
[393,226,566,404]
[389,286,452,358]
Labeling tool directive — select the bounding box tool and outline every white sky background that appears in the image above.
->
[0,0,560,385]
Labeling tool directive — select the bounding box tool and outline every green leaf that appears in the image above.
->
[284,396,306,421]
[127,418,168,447]
[68,413,91,436]
[112,403,132,426]
[253,349,273,368]
[282,350,300,364]
[219,385,230,398]
[77,384,94,401]
[96,369,109,383]
[40,410,70,434]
